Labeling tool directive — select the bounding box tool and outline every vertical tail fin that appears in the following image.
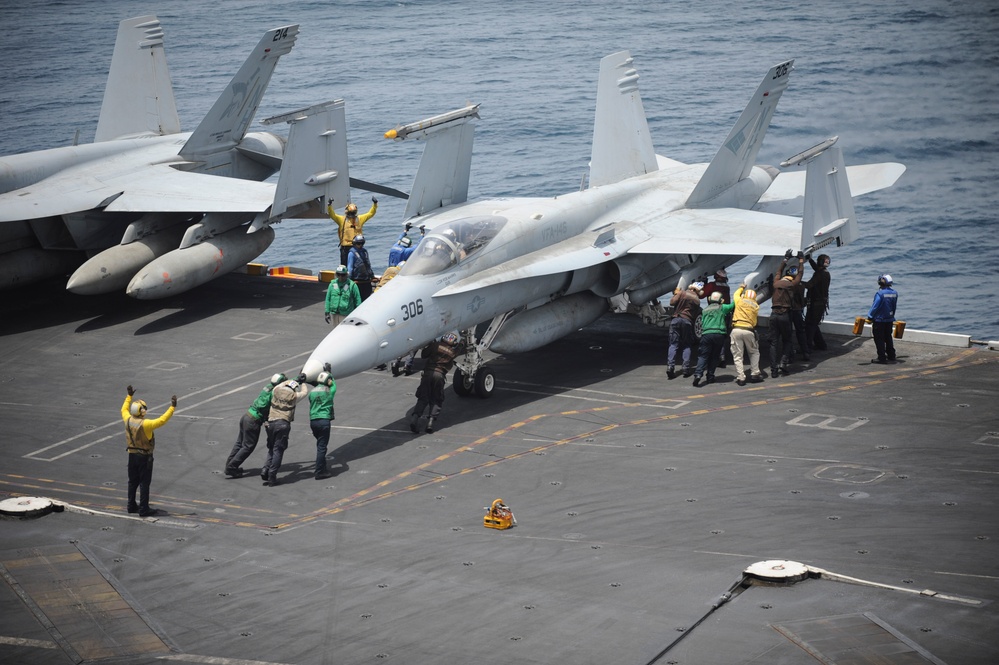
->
[260,100,350,222]
[800,144,858,251]
[179,25,298,158]
[95,16,181,142]
[588,51,658,188]
[686,60,793,207]
[384,105,480,220]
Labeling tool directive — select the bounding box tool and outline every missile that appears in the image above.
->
[489,292,608,354]
[126,225,274,299]
[66,225,187,295]
[384,104,480,141]
[780,136,838,168]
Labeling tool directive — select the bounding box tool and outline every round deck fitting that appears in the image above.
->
[744,559,810,585]
[0,496,58,518]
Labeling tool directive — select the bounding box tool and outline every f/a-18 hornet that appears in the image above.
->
[304,52,904,395]
[0,16,354,298]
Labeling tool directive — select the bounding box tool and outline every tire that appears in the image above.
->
[473,368,495,398]
[453,368,472,397]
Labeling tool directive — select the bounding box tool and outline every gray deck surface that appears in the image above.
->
[1,273,997,665]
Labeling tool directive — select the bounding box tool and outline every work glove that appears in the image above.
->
[127,385,134,396]
[372,196,378,204]
[171,395,177,407]
[419,224,426,234]
[784,249,793,259]
[324,312,331,323]
[796,250,804,259]
[296,373,308,383]
[405,222,412,231]
[865,318,873,324]
[323,362,332,373]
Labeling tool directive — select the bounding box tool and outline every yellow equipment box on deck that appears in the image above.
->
[483,499,516,530]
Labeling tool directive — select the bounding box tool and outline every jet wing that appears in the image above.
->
[435,221,651,297]
[628,207,802,256]
[0,164,274,222]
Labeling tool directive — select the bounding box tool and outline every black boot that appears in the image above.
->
[425,417,435,434]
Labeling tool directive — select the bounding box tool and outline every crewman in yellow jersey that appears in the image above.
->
[328,196,378,267]
[121,385,176,517]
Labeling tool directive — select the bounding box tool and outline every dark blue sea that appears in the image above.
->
[3,0,998,341]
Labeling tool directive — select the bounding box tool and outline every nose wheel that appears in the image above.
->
[452,316,510,399]
[453,367,495,398]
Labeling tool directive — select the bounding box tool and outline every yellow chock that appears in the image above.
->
[893,320,906,339]
[852,316,867,335]
[483,498,516,530]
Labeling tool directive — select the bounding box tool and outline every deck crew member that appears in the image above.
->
[121,386,176,517]
[692,291,735,387]
[667,283,702,379]
[224,374,283,478]
[309,371,336,480]
[346,234,376,301]
[803,254,831,352]
[261,375,310,486]
[325,265,361,327]
[730,285,763,385]
[769,251,805,376]
[868,273,898,364]
[328,196,378,267]
[409,333,461,434]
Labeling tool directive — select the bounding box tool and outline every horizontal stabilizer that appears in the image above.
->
[436,222,650,297]
[263,100,349,220]
[589,51,658,188]
[95,16,181,142]
[628,207,802,256]
[686,60,793,207]
[180,25,298,158]
[759,162,906,206]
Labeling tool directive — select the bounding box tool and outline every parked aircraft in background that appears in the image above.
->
[303,51,904,393]
[0,16,350,298]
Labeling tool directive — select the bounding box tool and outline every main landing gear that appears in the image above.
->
[451,312,512,399]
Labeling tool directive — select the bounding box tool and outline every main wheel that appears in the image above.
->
[474,368,495,398]
[453,368,472,397]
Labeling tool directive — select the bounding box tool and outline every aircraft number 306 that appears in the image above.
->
[401,299,424,321]
[772,61,791,79]
[272,28,291,41]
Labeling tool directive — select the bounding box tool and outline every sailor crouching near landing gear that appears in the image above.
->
[121,385,176,517]
[409,332,461,434]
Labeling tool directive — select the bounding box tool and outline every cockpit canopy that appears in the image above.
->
[401,215,507,275]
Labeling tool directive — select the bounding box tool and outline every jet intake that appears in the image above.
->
[489,292,608,354]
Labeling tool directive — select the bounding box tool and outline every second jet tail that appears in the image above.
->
[179,24,299,159]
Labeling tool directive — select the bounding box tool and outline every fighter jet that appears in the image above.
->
[303,52,905,394]
[0,16,351,298]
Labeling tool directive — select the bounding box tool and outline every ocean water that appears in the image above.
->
[2,0,997,341]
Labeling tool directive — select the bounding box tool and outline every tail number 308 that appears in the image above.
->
[401,299,424,321]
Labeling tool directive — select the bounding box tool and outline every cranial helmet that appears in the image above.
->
[443,332,459,345]
[352,234,365,246]
[708,291,723,304]
[714,269,727,280]
[744,289,757,301]
[879,273,893,286]
[270,373,287,386]
[317,371,333,387]
[690,281,705,291]
[335,265,348,275]
[786,265,799,277]
[399,237,412,248]
[129,399,147,417]
[345,203,358,214]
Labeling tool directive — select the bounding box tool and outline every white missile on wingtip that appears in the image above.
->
[126,225,274,299]
[780,136,839,168]
[384,104,480,141]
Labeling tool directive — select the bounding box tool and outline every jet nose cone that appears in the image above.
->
[304,321,381,380]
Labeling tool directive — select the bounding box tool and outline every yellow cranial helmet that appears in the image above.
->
[129,399,147,417]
